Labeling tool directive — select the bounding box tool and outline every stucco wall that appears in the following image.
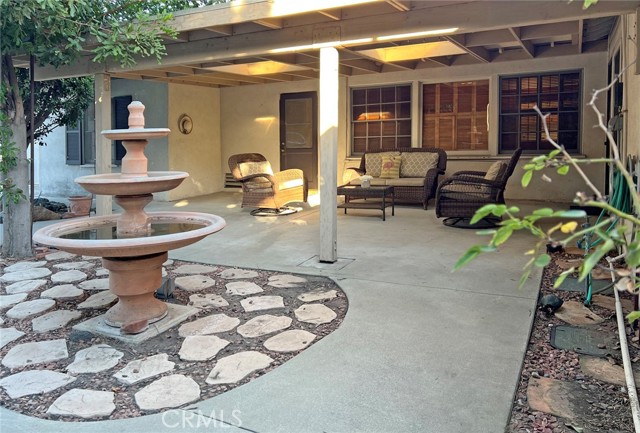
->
[219,78,348,187]
[36,126,92,198]
[167,84,221,200]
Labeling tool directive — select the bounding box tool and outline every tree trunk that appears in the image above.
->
[1,59,33,259]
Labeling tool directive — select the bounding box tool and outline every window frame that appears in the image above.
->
[350,83,412,156]
[498,70,582,154]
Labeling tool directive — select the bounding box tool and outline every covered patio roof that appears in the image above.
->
[34,0,637,86]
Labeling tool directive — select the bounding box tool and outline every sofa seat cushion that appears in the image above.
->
[401,152,439,177]
[384,177,424,187]
[365,152,400,177]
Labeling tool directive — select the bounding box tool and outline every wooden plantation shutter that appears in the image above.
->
[422,80,489,151]
[112,95,132,164]
[65,121,82,165]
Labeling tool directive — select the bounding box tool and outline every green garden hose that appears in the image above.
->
[579,168,633,305]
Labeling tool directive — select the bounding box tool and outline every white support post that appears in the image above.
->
[94,73,112,216]
[319,47,339,263]
[411,81,420,147]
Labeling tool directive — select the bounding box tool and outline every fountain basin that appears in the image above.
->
[76,171,188,196]
[33,211,225,258]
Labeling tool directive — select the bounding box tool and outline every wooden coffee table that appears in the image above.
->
[337,185,395,221]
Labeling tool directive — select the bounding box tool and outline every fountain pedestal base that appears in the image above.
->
[102,252,168,327]
[73,304,198,344]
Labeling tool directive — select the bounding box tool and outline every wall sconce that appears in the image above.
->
[178,114,193,135]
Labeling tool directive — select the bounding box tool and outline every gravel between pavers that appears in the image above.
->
[0,252,347,421]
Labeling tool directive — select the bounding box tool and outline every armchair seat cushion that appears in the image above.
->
[279,178,305,190]
[244,181,272,192]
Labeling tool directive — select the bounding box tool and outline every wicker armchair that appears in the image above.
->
[435,148,522,227]
[228,153,306,213]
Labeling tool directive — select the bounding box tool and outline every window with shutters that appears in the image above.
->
[499,71,581,153]
[421,80,489,151]
[65,107,95,165]
[351,84,411,155]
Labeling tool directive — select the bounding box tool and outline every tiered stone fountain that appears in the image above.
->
[33,101,225,341]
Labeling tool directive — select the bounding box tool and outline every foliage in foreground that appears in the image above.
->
[454,66,639,324]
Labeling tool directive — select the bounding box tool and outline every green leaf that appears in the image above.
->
[470,204,497,225]
[518,268,532,288]
[475,229,497,236]
[532,208,554,217]
[627,311,640,324]
[533,254,551,267]
[626,242,640,267]
[453,245,481,270]
[548,149,561,158]
[492,227,513,246]
[553,268,575,289]
[555,209,587,218]
[521,170,533,187]
[579,239,614,281]
[557,165,570,175]
[507,206,520,214]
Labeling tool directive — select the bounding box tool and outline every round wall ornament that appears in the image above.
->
[178,114,193,135]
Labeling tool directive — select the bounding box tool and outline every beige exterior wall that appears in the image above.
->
[218,52,608,203]
[219,78,348,187]
[166,83,222,201]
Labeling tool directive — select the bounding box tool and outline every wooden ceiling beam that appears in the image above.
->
[253,18,283,30]
[204,25,233,36]
[318,9,341,20]
[385,0,410,12]
[443,34,490,63]
[509,27,535,58]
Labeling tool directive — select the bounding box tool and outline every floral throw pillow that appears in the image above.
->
[380,155,400,179]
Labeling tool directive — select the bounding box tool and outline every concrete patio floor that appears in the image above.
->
[0,191,546,432]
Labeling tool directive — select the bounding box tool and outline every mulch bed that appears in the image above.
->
[508,249,637,433]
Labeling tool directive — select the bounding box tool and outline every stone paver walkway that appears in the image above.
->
[0,253,346,420]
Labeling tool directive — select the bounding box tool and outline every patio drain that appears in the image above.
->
[556,277,612,294]
[550,325,621,357]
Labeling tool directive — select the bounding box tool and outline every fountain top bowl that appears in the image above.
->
[33,212,226,258]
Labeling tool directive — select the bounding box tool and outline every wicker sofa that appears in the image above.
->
[344,148,447,209]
